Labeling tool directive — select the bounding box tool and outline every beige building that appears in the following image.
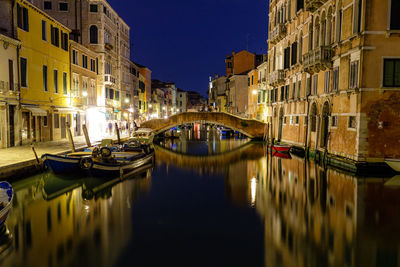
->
[0,33,21,148]
[267,0,400,167]
[177,89,187,113]
[226,74,249,117]
[209,75,227,112]
[69,40,98,138]
[256,60,269,122]
[248,69,259,119]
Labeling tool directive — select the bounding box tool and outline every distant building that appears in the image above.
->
[247,69,259,119]
[225,50,264,77]
[256,60,268,122]
[226,74,249,117]
[177,89,187,113]
[187,91,207,112]
[209,75,227,112]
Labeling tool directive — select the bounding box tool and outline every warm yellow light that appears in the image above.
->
[125,98,129,103]
[82,91,88,97]
[251,177,257,206]
[252,90,257,95]
[149,104,152,108]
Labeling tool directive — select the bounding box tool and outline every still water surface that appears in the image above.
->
[1,128,400,267]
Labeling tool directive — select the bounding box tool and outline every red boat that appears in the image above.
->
[268,144,291,153]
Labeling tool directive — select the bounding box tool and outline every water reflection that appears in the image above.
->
[1,166,152,267]
[2,133,400,267]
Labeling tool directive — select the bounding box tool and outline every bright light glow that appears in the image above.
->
[252,90,257,95]
[162,107,166,111]
[128,108,134,113]
[86,107,107,142]
[82,91,88,97]
[251,177,257,206]
[125,98,129,103]
[164,115,168,119]
[149,104,152,108]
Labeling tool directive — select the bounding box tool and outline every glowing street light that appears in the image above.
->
[82,91,88,97]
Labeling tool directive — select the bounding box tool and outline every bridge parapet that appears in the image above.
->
[140,112,267,139]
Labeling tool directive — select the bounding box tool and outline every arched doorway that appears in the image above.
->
[278,108,284,141]
[320,102,330,148]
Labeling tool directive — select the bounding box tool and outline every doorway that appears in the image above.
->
[61,116,66,139]
[320,102,330,148]
[9,105,15,147]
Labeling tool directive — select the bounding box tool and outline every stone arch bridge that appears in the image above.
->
[140,112,267,139]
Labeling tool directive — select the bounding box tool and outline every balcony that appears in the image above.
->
[303,46,333,73]
[268,70,285,86]
[269,24,287,44]
[104,74,116,85]
[305,0,329,12]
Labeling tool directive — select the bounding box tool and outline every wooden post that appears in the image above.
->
[82,124,91,147]
[115,122,121,145]
[31,144,40,166]
[66,122,75,152]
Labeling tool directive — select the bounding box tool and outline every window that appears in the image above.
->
[89,25,98,44]
[20,58,27,87]
[115,90,120,101]
[312,75,318,95]
[348,116,357,129]
[54,114,60,129]
[274,88,278,102]
[296,0,304,12]
[43,116,48,127]
[284,47,291,69]
[17,4,29,31]
[109,88,114,99]
[90,4,98,12]
[72,74,79,96]
[324,71,330,93]
[105,62,112,74]
[291,82,295,99]
[280,86,284,101]
[262,90,266,102]
[333,67,339,91]
[63,72,67,95]
[53,69,58,93]
[82,55,88,69]
[42,20,47,41]
[61,31,68,51]
[59,2,68,11]
[291,42,298,65]
[90,59,96,72]
[297,80,301,99]
[44,1,52,9]
[390,1,400,30]
[331,115,338,127]
[295,116,299,125]
[285,85,289,100]
[51,25,59,47]
[72,50,78,65]
[383,59,400,87]
[349,60,359,88]
[43,65,48,92]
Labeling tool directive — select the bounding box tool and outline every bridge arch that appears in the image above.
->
[140,112,267,139]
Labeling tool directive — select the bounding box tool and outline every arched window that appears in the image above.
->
[90,25,98,44]
[321,12,327,46]
[314,17,320,49]
[308,23,313,51]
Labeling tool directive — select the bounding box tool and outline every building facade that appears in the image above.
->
[256,60,269,122]
[267,0,400,163]
[248,69,259,119]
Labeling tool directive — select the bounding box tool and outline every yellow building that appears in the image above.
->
[138,72,147,120]
[247,69,259,119]
[16,0,72,142]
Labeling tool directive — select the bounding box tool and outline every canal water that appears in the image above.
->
[1,127,400,267]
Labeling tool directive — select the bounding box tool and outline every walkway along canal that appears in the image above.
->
[0,128,399,267]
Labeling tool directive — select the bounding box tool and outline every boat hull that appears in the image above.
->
[42,154,80,174]
[269,144,291,153]
[0,182,13,227]
[90,153,154,178]
[385,159,400,172]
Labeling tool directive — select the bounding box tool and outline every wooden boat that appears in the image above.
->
[269,144,291,153]
[0,182,13,227]
[385,159,400,172]
[42,146,155,178]
[131,128,154,145]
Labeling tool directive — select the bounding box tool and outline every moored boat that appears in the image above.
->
[272,151,292,159]
[131,128,154,145]
[269,144,291,153]
[0,182,13,227]
[385,159,400,172]
[42,154,81,174]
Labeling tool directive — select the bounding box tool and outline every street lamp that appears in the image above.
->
[82,91,88,97]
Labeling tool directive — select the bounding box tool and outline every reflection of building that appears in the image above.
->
[4,171,151,267]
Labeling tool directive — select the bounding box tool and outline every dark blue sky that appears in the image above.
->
[110,0,268,96]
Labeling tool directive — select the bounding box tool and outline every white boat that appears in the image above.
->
[0,182,13,227]
[132,128,154,144]
[385,159,400,172]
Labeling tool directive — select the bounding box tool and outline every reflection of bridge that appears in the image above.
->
[155,143,266,170]
[141,112,267,139]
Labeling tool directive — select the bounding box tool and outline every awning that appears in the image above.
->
[54,107,85,113]
[22,105,47,116]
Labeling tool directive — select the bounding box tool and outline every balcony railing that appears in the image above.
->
[105,43,113,50]
[305,0,329,12]
[104,74,116,85]
[303,46,333,73]
[269,23,287,44]
[268,70,285,86]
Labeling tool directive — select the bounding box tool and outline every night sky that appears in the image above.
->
[110,0,269,96]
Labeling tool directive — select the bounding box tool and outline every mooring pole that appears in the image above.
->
[82,124,91,147]
[66,122,75,152]
[115,122,121,145]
